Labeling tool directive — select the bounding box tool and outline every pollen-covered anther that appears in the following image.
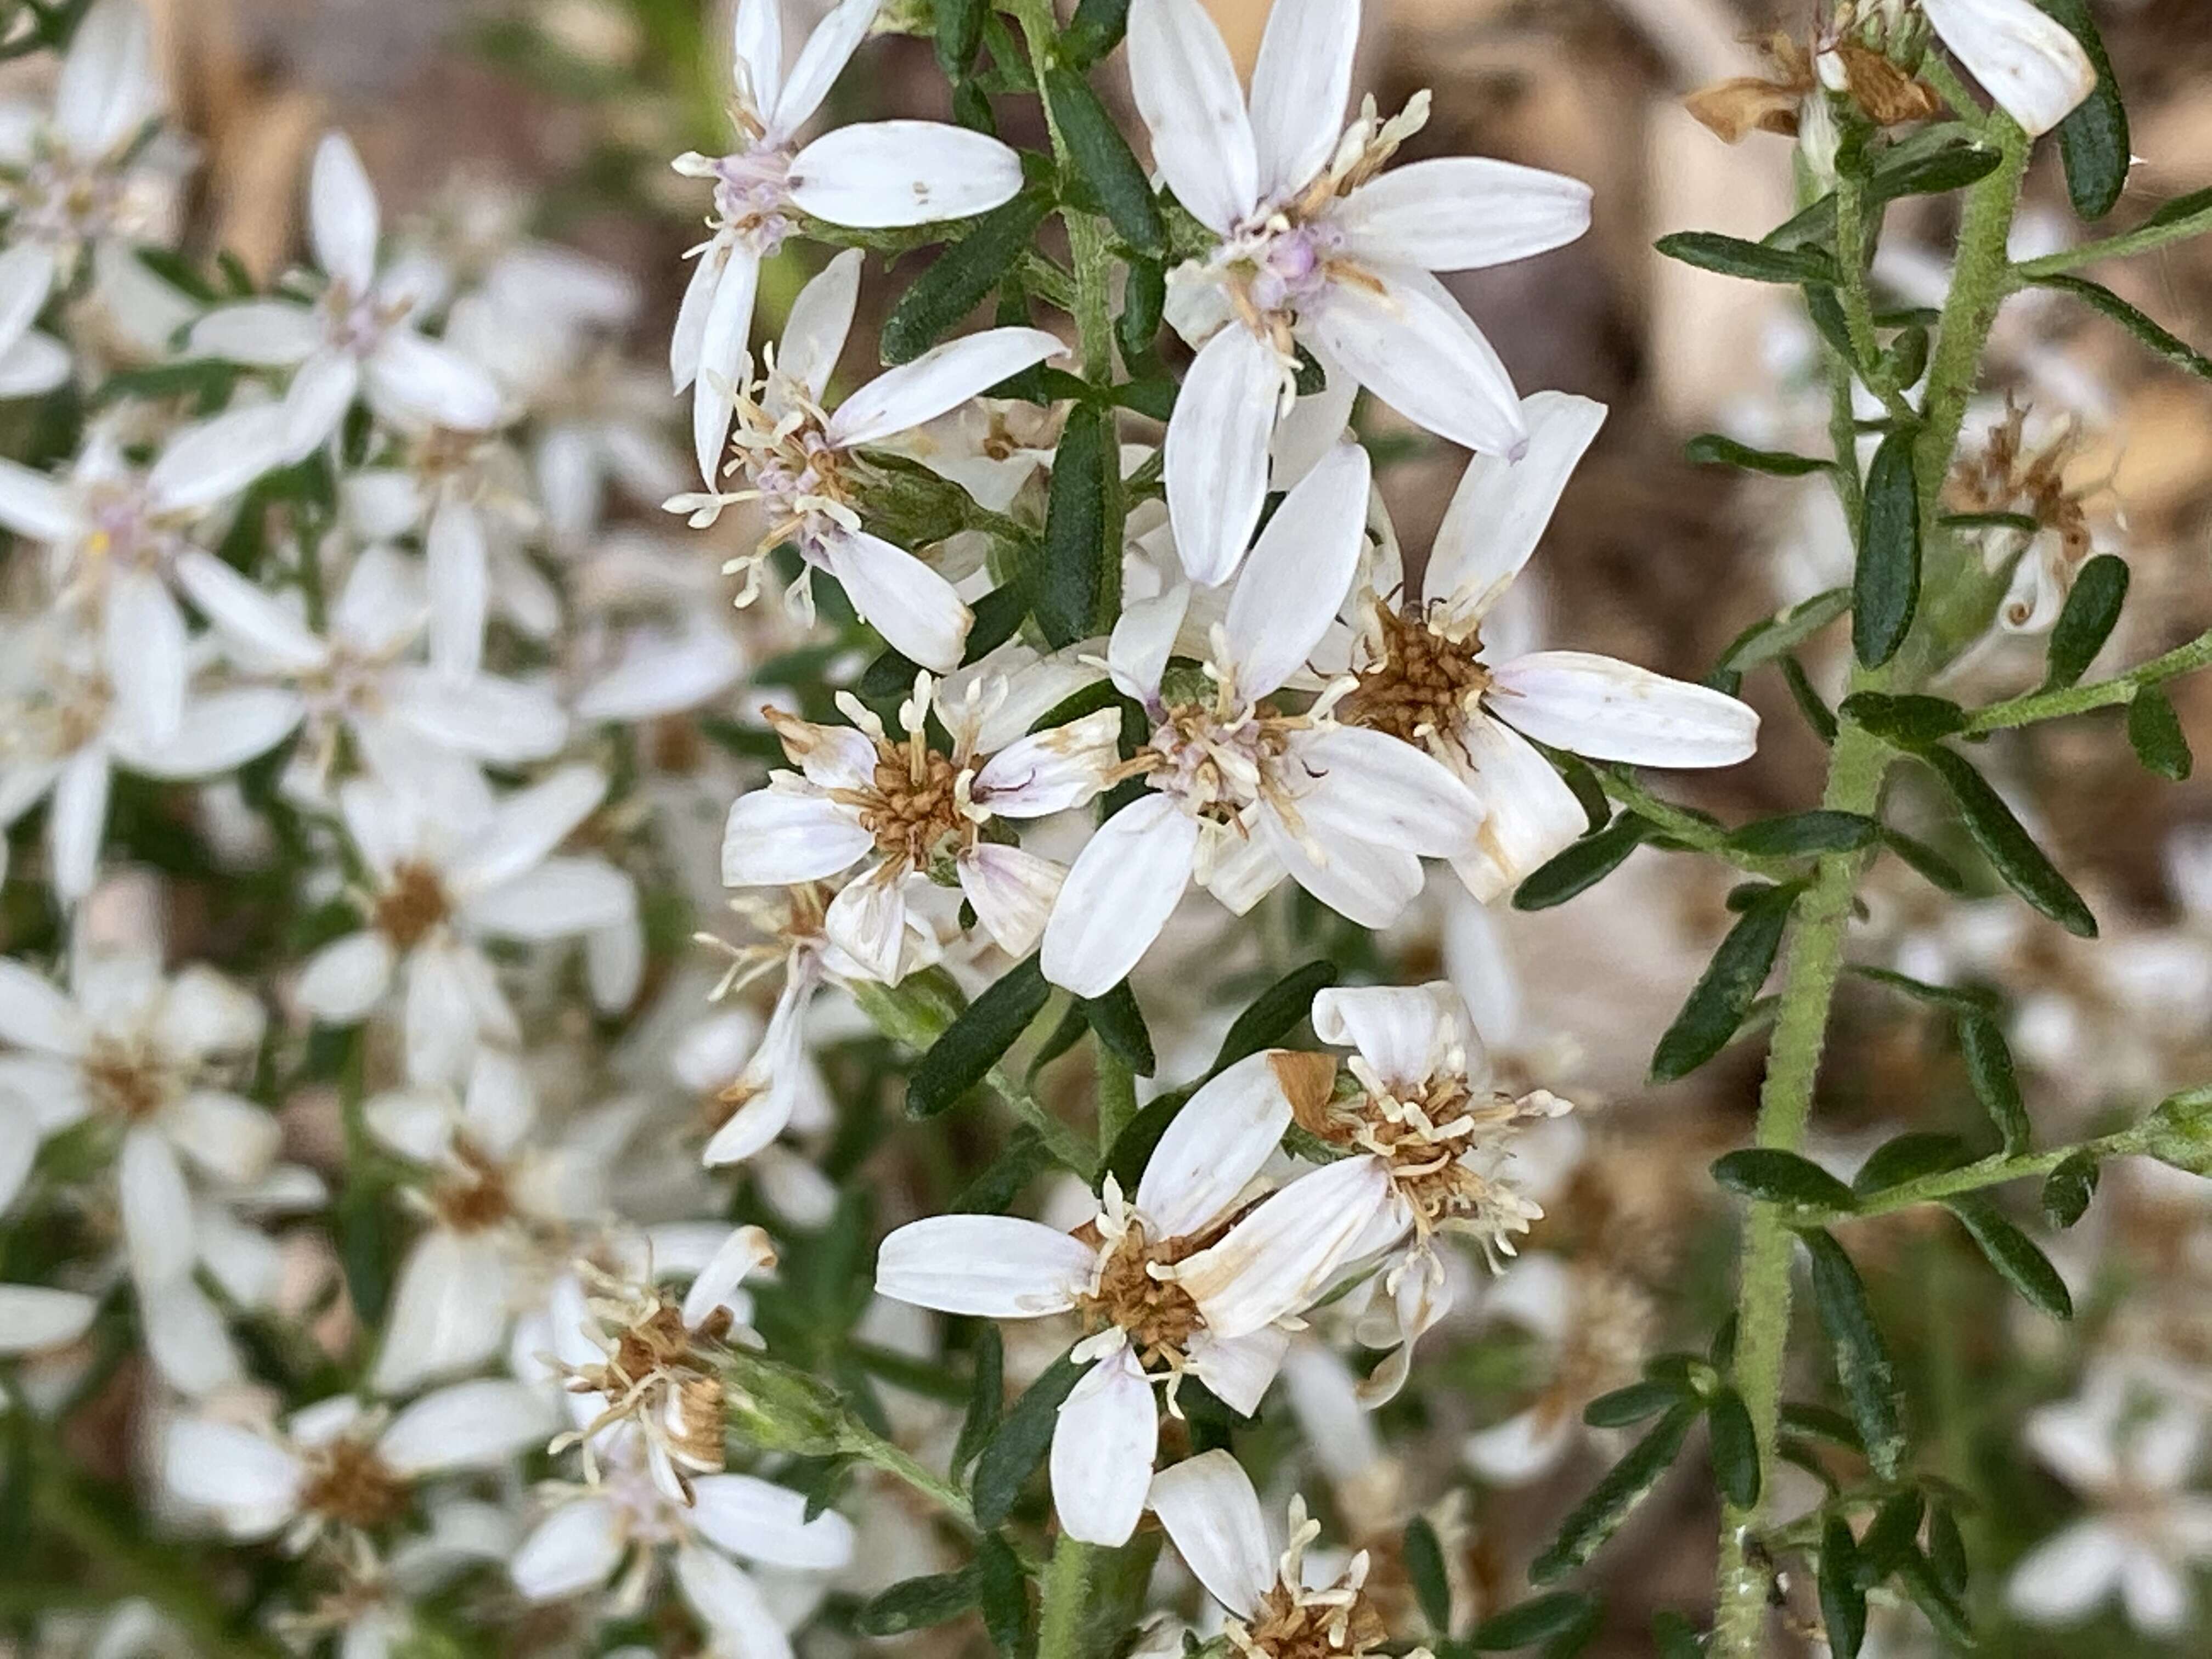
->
[1228,1504,1401,1659]
[297,1435,409,1531]
[1073,1213,1207,1367]
[1340,602,1492,748]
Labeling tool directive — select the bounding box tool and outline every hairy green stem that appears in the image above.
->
[839,1418,983,1530]
[1966,627,2212,730]
[2012,199,2212,279]
[1595,767,1795,879]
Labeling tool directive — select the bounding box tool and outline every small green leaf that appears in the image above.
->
[1514,815,1649,911]
[1469,1593,1599,1650]
[2128,687,2192,780]
[1857,1489,1925,1582]
[1706,1386,1760,1509]
[908,957,1052,1119]
[1649,884,1801,1083]
[2042,554,2129,689]
[1942,509,2042,533]
[1655,231,1839,285]
[1717,588,1851,672]
[951,1323,1003,1476]
[1850,1131,1975,1198]
[1211,960,1338,1072]
[1870,134,2005,201]
[1118,256,1165,362]
[2135,184,2212,241]
[1838,691,1968,748]
[952,1126,1054,1213]
[1724,811,1879,857]
[1854,427,1921,668]
[1894,1550,1975,1647]
[134,246,222,303]
[1650,1612,1706,1659]
[1847,965,1999,1014]
[2038,0,2129,221]
[1080,980,1156,1076]
[1583,1379,1690,1428]
[1684,434,1831,476]
[1402,1516,1452,1635]
[1878,827,1968,893]
[933,0,985,76]
[974,1534,1035,1659]
[965,581,1034,664]
[1945,1194,2073,1319]
[1780,656,1838,744]
[1928,1503,1970,1600]
[1035,405,1111,647]
[856,1570,979,1636]
[2034,273,2212,381]
[1780,1400,1864,1451]
[1802,1228,1907,1480]
[2041,1152,2100,1229]
[971,1350,1085,1527]
[1531,1406,1698,1583]
[1922,744,2098,938]
[1711,1148,1858,1211]
[1819,1516,1867,1659]
[1058,0,1131,66]
[1045,68,1164,255]
[882,193,1051,364]
[1959,1012,2030,1154]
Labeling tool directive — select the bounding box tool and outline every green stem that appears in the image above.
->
[1966,627,2212,731]
[2012,200,2212,279]
[1095,1048,1137,1151]
[1833,172,1914,422]
[839,1418,982,1530]
[1807,1122,2155,1224]
[1595,767,1795,879]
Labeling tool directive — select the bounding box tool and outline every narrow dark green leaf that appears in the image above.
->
[908,957,1051,1119]
[1959,1012,2030,1154]
[1514,815,1649,911]
[856,1570,979,1636]
[1883,324,1930,390]
[1780,1400,1864,1451]
[2128,686,2192,780]
[1118,255,1165,362]
[1854,427,1921,668]
[933,0,985,76]
[2042,1152,2100,1229]
[951,1323,1003,1476]
[1780,656,1838,744]
[1649,884,1801,1083]
[1711,1148,1858,1211]
[974,1534,1035,1659]
[1045,69,1164,254]
[1945,1194,2073,1319]
[1922,744,2098,937]
[952,1126,1054,1213]
[1819,1517,1867,1659]
[1470,1593,1598,1650]
[1803,1228,1906,1480]
[1725,811,1879,857]
[1650,1612,1706,1659]
[1848,965,1999,1014]
[882,194,1051,364]
[2039,0,2129,220]
[1210,960,1338,1071]
[2034,273,2212,381]
[1850,1132,1976,1197]
[965,581,1033,664]
[1717,588,1852,672]
[1878,827,1968,894]
[1080,980,1155,1076]
[1838,691,1968,748]
[952,76,996,133]
[1894,1550,1974,1647]
[1877,142,2003,201]
[1035,405,1110,647]
[1402,1516,1452,1636]
[1942,509,2042,533]
[1583,1379,1689,1428]
[1684,433,1831,476]
[1655,232,1839,285]
[2042,554,2129,688]
[1858,1491,1926,1584]
[1058,0,1130,65]
[971,1350,1085,1527]
[1928,1504,1969,1600]
[1706,1386,1760,1508]
[1530,1405,1698,1583]
[1102,1087,1190,1192]
[1708,1313,1739,1372]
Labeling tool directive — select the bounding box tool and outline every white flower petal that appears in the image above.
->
[1174,1153,1394,1339]
[278,349,362,455]
[1108,583,1190,704]
[190,302,322,368]
[106,569,186,744]
[400,946,481,1087]
[970,708,1122,817]
[721,787,875,886]
[0,244,58,356]
[671,236,729,393]
[461,1048,536,1159]
[828,328,1067,449]
[874,1214,1094,1317]
[681,1225,777,1328]
[1052,1346,1157,1546]
[957,842,1065,960]
[119,1125,195,1289]
[309,132,381,295]
[1164,324,1282,586]
[378,1379,555,1475]
[163,1090,280,1184]
[1147,1448,1274,1616]
[53,0,158,160]
[769,0,878,132]
[0,1107,34,1214]
[732,0,785,115]
[1040,794,1201,996]
[365,332,503,432]
[692,245,761,483]
[1462,1403,1575,1486]
[162,1417,303,1528]
[465,857,635,940]
[776,247,862,404]
[114,689,303,778]
[1424,391,1607,622]
[0,1283,96,1352]
[2119,1546,2190,1635]
[390,669,568,761]
[2007,1520,2130,1626]
[371,1229,511,1392]
[1332,159,1591,274]
[511,1496,627,1601]
[297,930,396,1024]
[1311,983,1474,1086]
[425,498,489,680]
[1136,1049,1297,1239]
[1279,725,1483,859]
[1222,440,1368,697]
[0,329,67,397]
[174,549,326,672]
[1487,651,1760,768]
[1304,264,1526,458]
[0,455,78,543]
[1247,0,1357,202]
[1921,0,2096,137]
[450,764,608,893]
[675,1547,793,1659]
[788,121,1025,230]
[1127,0,1259,235]
[1254,805,1423,928]
[48,748,110,904]
[1183,1323,1289,1415]
[1445,716,1588,904]
[141,1275,241,1395]
[0,959,86,1055]
[818,527,972,672]
[689,1474,856,1569]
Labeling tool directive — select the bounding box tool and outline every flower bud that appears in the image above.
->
[719,1349,854,1455]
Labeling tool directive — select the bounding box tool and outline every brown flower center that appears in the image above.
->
[431,1142,515,1232]
[1075,1218,1206,1365]
[82,1037,172,1121]
[857,745,966,866]
[562,1299,734,1497]
[298,1436,408,1530]
[1238,1580,1390,1659]
[374,860,452,950]
[1339,605,1490,750]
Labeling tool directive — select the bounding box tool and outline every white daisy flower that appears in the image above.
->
[664,1003,834,1214]
[1038,442,1483,998]
[1127,0,1590,583]
[1148,1450,1410,1659]
[162,1380,555,1544]
[670,0,1026,480]
[191,132,504,455]
[1920,0,2095,138]
[876,1049,1373,1544]
[670,248,1065,672]
[295,765,635,1087]
[1333,392,1760,902]
[721,668,1121,981]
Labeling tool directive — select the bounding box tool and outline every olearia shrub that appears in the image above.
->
[4,0,2212,1654]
